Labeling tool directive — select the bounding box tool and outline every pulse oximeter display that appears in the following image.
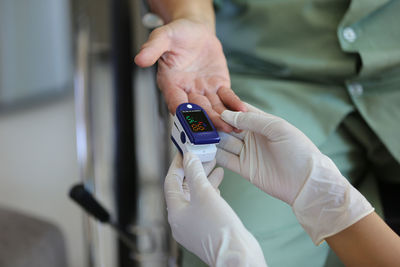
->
[182,110,213,133]
[171,103,220,162]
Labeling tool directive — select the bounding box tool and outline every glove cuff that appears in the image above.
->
[205,226,268,267]
[292,154,374,245]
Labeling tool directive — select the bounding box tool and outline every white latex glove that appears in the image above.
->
[216,103,374,245]
[164,152,267,267]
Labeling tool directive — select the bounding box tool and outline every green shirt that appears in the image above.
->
[215,0,400,161]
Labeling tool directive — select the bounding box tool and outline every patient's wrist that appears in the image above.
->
[149,0,215,32]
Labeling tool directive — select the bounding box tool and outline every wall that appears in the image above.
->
[0,96,86,267]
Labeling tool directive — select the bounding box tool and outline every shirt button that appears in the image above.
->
[348,83,363,97]
[343,27,357,43]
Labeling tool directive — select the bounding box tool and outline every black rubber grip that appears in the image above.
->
[69,184,110,223]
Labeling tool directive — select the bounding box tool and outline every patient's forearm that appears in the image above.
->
[326,212,400,267]
[147,0,215,30]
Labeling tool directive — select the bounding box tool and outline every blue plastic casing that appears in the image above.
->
[175,103,220,145]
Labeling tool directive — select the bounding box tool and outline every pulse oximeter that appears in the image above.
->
[171,103,220,162]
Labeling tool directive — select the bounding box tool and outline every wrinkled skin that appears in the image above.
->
[134,19,246,132]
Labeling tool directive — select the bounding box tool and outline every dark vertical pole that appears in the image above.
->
[110,0,137,266]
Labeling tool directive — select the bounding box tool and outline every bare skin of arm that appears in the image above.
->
[134,0,246,132]
[326,212,400,267]
[147,0,215,30]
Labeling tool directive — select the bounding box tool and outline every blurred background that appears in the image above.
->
[0,0,173,266]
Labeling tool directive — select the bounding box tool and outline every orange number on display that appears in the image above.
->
[192,124,199,131]
[191,123,205,132]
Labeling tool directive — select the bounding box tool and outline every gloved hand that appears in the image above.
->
[216,103,374,244]
[164,152,267,267]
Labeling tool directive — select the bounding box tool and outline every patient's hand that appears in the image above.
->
[134,18,246,132]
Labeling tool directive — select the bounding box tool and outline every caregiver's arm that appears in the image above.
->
[326,212,400,267]
[216,103,399,266]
